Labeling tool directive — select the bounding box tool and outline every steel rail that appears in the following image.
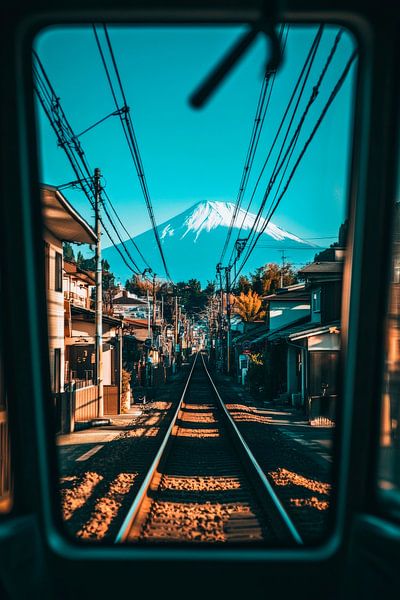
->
[200,353,303,545]
[114,353,199,543]
[115,351,303,545]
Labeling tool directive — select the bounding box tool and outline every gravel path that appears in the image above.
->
[58,370,189,542]
[214,375,334,543]
[132,364,273,544]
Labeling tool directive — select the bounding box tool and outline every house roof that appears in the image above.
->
[71,305,122,326]
[41,185,97,245]
[232,323,266,346]
[263,283,309,303]
[252,315,312,344]
[299,262,343,275]
[113,294,147,306]
[288,321,340,342]
[263,283,306,298]
[125,329,149,342]
[64,260,95,285]
[266,293,310,303]
[122,318,150,342]
[122,318,149,328]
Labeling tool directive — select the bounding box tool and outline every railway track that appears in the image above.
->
[115,353,303,545]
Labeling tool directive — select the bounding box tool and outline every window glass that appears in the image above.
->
[34,23,357,545]
[55,251,63,292]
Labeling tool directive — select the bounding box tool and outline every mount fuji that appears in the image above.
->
[103,200,319,285]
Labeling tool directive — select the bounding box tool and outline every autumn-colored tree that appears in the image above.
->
[233,290,266,322]
[251,262,297,295]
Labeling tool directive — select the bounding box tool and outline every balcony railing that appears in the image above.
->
[63,291,93,310]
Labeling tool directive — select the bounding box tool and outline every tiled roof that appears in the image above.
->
[299,261,343,274]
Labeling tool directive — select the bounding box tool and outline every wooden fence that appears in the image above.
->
[104,385,119,415]
[73,385,99,423]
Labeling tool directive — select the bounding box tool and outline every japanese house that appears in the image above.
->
[42,184,123,432]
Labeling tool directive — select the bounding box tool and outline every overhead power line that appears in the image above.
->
[218,26,289,266]
[228,25,325,269]
[93,24,172,282]
[233,47,358,284]
[33,51,152,279]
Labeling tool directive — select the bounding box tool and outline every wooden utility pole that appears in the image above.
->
[147,289,151,338]
[225,266,231,374]
[280,249,286,288]
[216,263,224,371]
[94,168,103,417]
[174,294,179,347]
[152,272,157,345]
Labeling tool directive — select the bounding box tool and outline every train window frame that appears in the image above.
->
[26,13,359,559]
[13,10,362,560]
[2,1,400,596]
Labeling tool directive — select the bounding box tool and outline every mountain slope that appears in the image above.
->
[103,200,318,284]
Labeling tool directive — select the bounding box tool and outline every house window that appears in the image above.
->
[44,241,50,288]
[53,348,61,393]
[54,251,63,292]
[312,289,321,313]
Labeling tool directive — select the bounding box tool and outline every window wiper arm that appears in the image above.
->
[189,7,282,109]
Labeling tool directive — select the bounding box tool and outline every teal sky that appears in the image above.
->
[35,24,356,261]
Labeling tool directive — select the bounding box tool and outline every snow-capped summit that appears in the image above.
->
[159,200,310,245]
[103,200,318,284]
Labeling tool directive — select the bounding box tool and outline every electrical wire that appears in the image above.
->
[93,24,173,282]
[228,25,325,268]
[33,51,152,279]
[220,26,290,268]
[233,48,357,284]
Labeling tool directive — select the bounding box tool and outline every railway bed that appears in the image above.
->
[116,353,303,545]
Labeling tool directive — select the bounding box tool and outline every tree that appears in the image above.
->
[237,275,251,294]
[76,250,84,267]
[63,242,75,262]
[233,290,266,322]
[251,262,297,295]
[125,274,162,296]
[204,281,216,298]
[175,279,208,315]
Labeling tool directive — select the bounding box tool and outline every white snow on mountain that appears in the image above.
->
[103,199,319,284]
[159,200,309,245]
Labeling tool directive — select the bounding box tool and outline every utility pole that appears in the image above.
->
[174,293,180,369]
[142,267,153,340]
[225,266,232,374]
[174,294,178,347]
[94,168,103,417]
[216,263,224,371]
[280,249,286,288]
[152,272,157,346]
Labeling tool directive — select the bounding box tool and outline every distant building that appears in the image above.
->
[112,289,148,319]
